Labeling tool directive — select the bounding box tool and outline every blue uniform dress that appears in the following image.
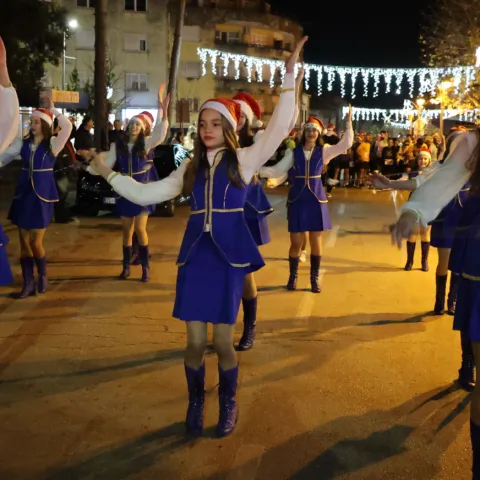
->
[0,224,13,286]
[113,145,159,217]
[450,195,480,340]
[430,183,470,249]
[244,180,273,246]
[173,151,265,325]
[8,140,58,229]
[287,146,332,233]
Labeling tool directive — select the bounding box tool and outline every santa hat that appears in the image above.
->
[233,92,261,126]
[326,123,336,136]
[133,111,154,130]
[417,147,431,159]
[200,98,241,130]
[32,108,53,127]
[303,116,324,133]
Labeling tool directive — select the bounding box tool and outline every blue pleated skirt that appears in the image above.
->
[8,184,54,230]
[0,224,13,286]
[173,233,261,325]
[287,190,331,233]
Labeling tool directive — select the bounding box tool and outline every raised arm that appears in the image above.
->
[85,142,117,175]
[322,112,353,165]
[145,82,170,152]
[49,99,73,157]
[259,148,294,178]
[238,38,307,180]
[0,37,19,155]
[0,138,22,168]
[89,152,188,206]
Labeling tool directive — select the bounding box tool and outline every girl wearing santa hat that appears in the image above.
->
[390,125,480,478]
[232,82,301,351]
[0,96,72,298]
[82,84,170,282]
[260,110,353,293]
[0,36,19,288]
[88,37,306,437]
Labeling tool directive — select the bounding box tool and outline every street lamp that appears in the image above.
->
[62,19,78,91]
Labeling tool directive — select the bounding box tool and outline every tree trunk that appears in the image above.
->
[94,0,108,151]
[167,0,187,125]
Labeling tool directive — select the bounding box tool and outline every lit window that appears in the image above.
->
[125,0,147,12]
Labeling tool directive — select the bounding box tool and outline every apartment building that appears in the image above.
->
[44,0,169,121]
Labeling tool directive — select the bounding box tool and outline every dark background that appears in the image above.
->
[269,0,432,108]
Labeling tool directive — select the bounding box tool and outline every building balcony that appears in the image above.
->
[214,38,293,53]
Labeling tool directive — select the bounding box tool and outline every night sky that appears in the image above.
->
[269,0,431,67]
[269,0,432,108]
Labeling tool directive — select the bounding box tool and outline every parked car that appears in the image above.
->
[75,144,191,217]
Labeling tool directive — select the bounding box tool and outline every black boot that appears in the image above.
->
[237,297,257,351]
[310,255,321,293]
[459,330,476,392]
[34,256,48,294]
[404,241,416,271]
[421,241,430,272]
[139,245,150,282]
[216,365,238,438]
[15,257,36,299]
[184,363,205,435]
[130,233,141,266]
[447,273,459,315]
[471,420,480,479]
[434,275,447,315]
[287,256,300,291]
[119,246,131,280]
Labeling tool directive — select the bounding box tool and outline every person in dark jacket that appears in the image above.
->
[74,116,94,151]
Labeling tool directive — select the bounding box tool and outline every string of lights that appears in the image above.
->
[197,47,477,99]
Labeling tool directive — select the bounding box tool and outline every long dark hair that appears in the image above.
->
[24,118,53,152]
[468,130,480,194]
[183,114,242,196]
[238,118,254,148]
[117,122,147,158]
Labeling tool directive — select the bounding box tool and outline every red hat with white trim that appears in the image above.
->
[133,111,154,130]
[417,146,431,159]
[200,98,241,130]
[232,92,261,126]
[303,116,324,133]
[32,108,54,127]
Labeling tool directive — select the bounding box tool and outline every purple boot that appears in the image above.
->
[287,256,300,291]
[310,255,322,293]
[34,257,48,294]
[458,330,475,392]
[216,365,239,438]
[404,241,415,271]
[16,257,36,299]
[434,274,447,315]
[447,273,459,315]
[119,246,131,280]
[237,297,257,351]
[471,420,480,479]
[184,363,205,435]
[421,241,430,272]
[139,245,150,282]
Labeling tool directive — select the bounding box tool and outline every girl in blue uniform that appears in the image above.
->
[0,36,19,288]
[88,37,306,437]
[0,99,72,298]
[260,113,353,293]
[83,84,170,282]
[391,127,480,478]
[232,87,300,351]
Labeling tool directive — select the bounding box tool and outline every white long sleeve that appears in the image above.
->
[144,117,169,153]
[238,73,296,181]
[322,124,354,166]
[0,85,19,156]
[87,143,116,175]
[50,108,73,157]
[400,131,475,226]
[260,148,294,178]
[288,104,299,133]
[108,159,189,206]
[0,138,21,168]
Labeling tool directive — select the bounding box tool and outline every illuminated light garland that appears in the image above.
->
[342,106,480,122]
[197,47,477,98]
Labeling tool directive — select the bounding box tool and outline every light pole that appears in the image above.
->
[62,19,78,91]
